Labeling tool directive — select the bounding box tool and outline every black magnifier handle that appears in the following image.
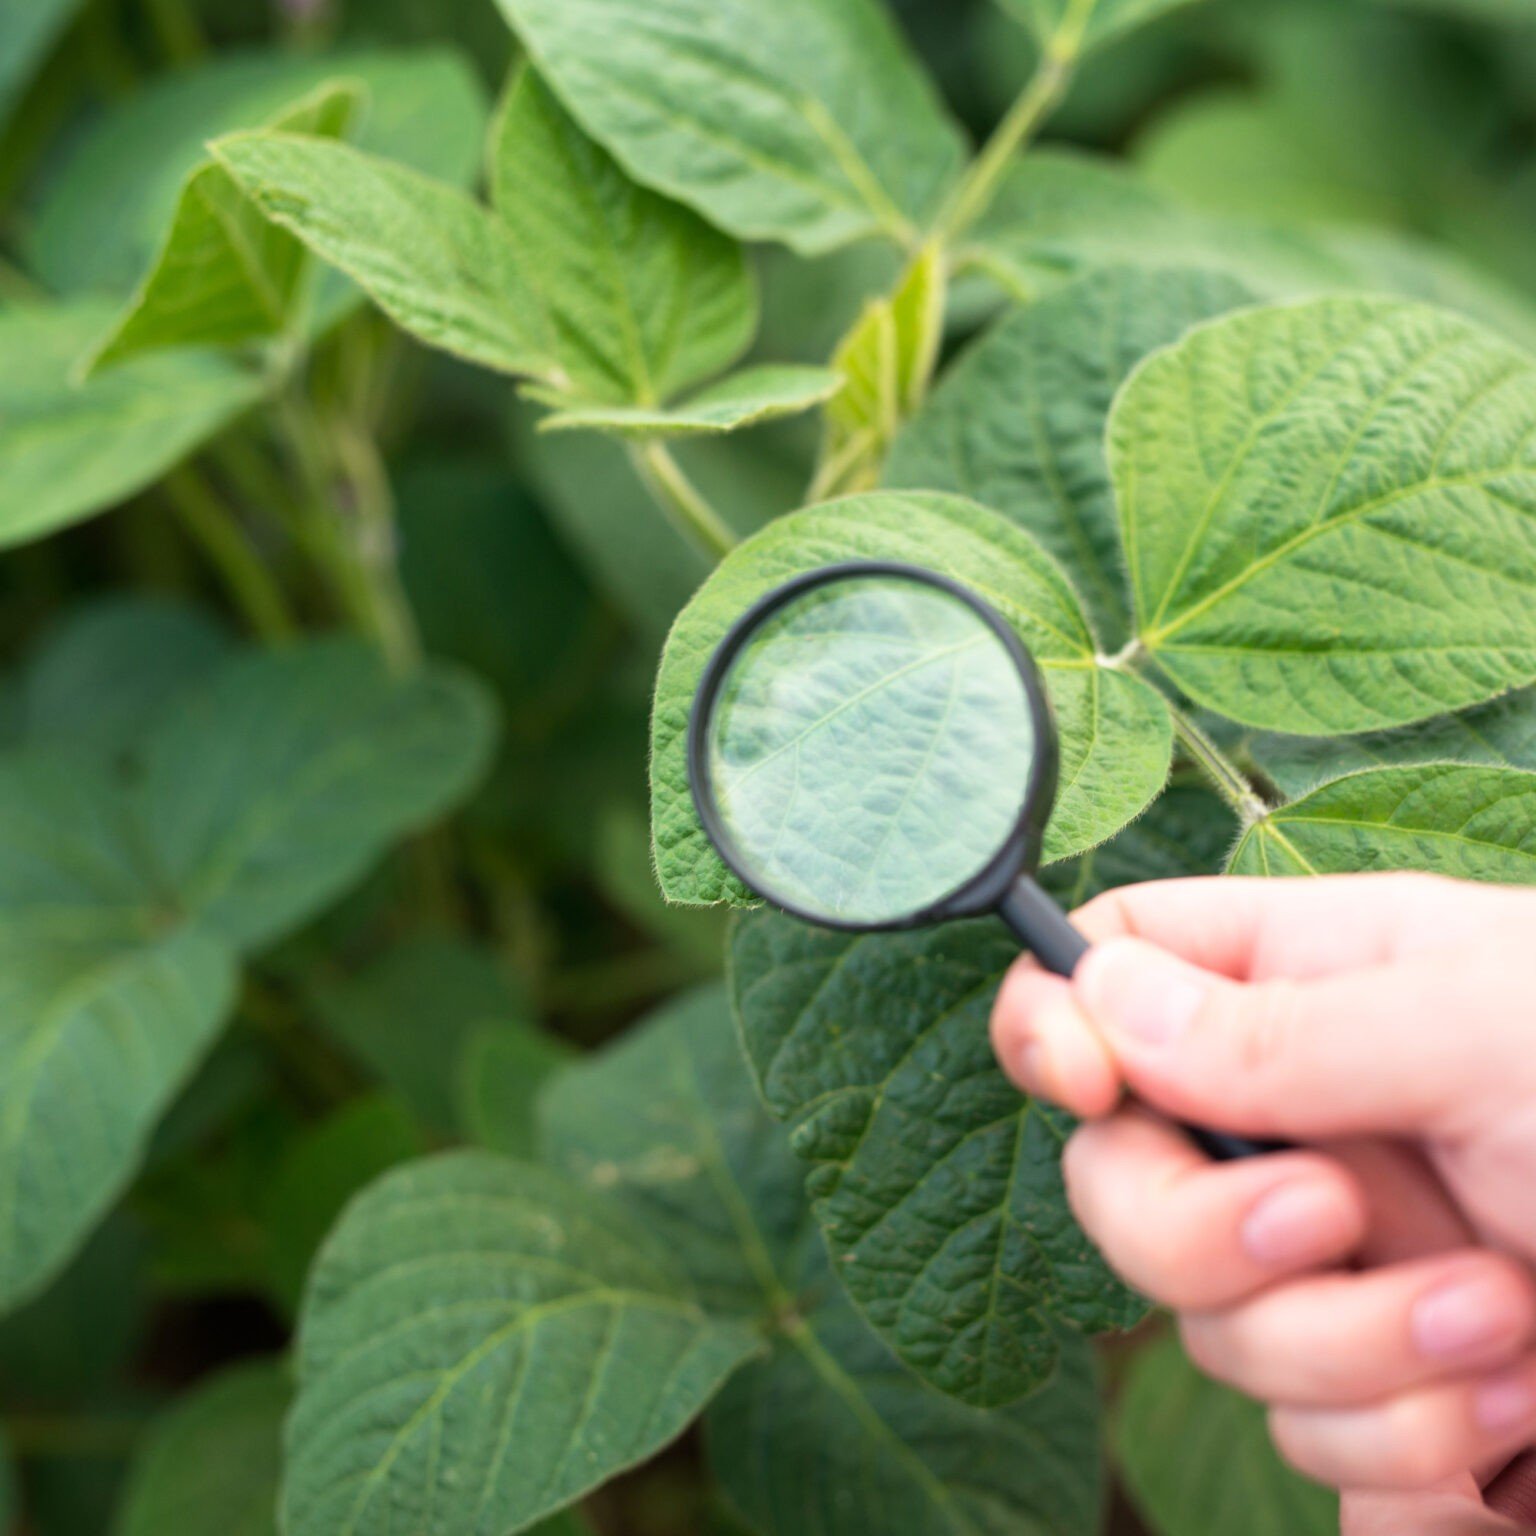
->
[998,877,1285,1163]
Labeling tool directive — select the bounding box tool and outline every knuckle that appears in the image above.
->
[1372,1397,1455,1488]
[1227,980,1304,1095]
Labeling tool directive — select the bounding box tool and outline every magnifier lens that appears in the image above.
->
[703,573,1037,926]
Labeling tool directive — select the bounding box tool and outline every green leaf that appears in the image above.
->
[27,49,488,298]
[0,752,238,1310]
[1113,296,1536,733]
[1230,764,1536,881]
[1251,689,1536,799]
[818,244,947,496]
[281,1153,761,1536]
[540,365,842,438]
[487,66,755,406]
[457,1024,576,1160]
[262,1096,426,1313]
[19,598,232,754]
[310,936,529,1133]
[539,985,806,1317]
[887,266,1255,649]
[0,303,265,548]
[136,641,497,950]
[731,907,1145,1406]
[998,0,1204,55]
[115,1359,289,1536]
[650,491,1172,906]
[494,0,967,255]
[87,81,362,374]
[709,1276,1104,1536]
[0,0,83,124]
[1116,1334,1336,1536]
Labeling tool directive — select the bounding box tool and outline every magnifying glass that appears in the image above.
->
[688,560,1277,1163]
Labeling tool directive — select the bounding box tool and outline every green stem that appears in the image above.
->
[162,466,296,643]
[932,31,1077,245]
[631,441,737,561]
[1166,700,1269,825]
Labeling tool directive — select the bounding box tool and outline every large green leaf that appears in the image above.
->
[281,1153,761,1536]
[1230,764,1536,881]
[886,266,1254,648]
[540,985,806,1317]
[650,491,1172,906]
[1116,1335,1336,1536]
[309,936,531,1134]
[457,1024,576,1160]
[26,49,488,297]
[539,984,1107,1533]
[0,303,265,548]
[731,908,1145,1407]
[1113,296,1536,733]
[88,82,361,374]
[709,1276,1105,1536]
[486,67,755,407]
[0,752,238,1310]
[115,1359,289,1536]
[997,0,1203,55]
[136,640,497,950]
[493,0,967,255]
[1251,689,1536,799]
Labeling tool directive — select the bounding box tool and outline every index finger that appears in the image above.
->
[1071,872,1519,983]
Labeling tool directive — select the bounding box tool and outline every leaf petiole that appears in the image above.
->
[630,441,738,561]
[1164,699,1270,826]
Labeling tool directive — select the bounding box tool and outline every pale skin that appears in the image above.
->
[989,873,1536,1534]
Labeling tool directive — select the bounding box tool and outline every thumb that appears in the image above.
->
[1343,1483,1523,1535]
[1071,939,1524,1143]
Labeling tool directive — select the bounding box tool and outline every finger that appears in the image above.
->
[1271,1354,1536,1491]
[1062,1109,1366,1310]
[1072,872,1522,982]
[1343,1480,1520,1536]
[1180,1250,1536,1407]
[1070,939,1532,1142]
[1332,1141,1476,1265]
[991,965,1120,1117]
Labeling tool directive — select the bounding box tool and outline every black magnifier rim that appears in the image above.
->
[687,559,1061,934]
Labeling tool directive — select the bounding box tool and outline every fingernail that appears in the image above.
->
[1414,1275,1531,1363]
[1240,1180,1357,1268]
[1079,941,1206,1046]
[1474,1364,1536,1433]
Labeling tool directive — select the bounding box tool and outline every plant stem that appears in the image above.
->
[631,441,737,561]
[162,466,296,643]
[1165,700,1270,825]
[932,11,1084,246]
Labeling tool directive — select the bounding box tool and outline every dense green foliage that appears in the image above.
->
[1,0,1535,1532]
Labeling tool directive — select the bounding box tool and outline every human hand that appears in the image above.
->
[990,873,1536,1500]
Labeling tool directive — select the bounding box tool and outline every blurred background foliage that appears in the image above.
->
[0,0,1533,1531]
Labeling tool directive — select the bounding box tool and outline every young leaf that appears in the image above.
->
[0,304,264,549]
[708,1277,1105,1536]
[1115,1335,1336,1536]
[309,936,530,1133]
[649,491,1172,906]
[115,1359,289,1536]
[818,244,947,497]
[1251,689,1536,799]
[281,1154,761,1536]
[487,67,754,407]
[20,597,232,753]
[539,985,807,1317]
[87,81,361,374]
[494,0,966,254]
[998,0,1204,55]
[540,366,843,439]
[1113,296,1536,733]
[0,754,238,1310]
[1230,764,1536,881]
[458,1024,576,1160]
[135,641,497,950]
[731,908,1145,1407]
[27,48,488,297]
[887,265,1254,648]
